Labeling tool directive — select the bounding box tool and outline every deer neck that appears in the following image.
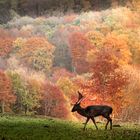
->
[77,105,87,117]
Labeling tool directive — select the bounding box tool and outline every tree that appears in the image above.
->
[0,70,16,113]
[104,33,131,65]
[53,44,73,71]
[16,37,55,73]
[8,71,42,114]
[0,28,13,39]
[51,68,74,82]
[41,81,69,119]
[85,31,105,48]
[56,77,78,98]
[131,0,140,11]
[13,37,26,50]
[0,57,7,70]
[25,78,42,114]
[0,38,14,57]
[69,32,93,74]
[121,65,140,122]
[89,47,129,117]
[116,31,140,65]
[7,71,28,113]
[50,26,80,71]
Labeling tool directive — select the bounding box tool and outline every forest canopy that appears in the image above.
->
[0,0,140,123]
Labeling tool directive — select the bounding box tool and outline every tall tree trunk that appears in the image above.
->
[1,101,5,114]
[24,105,28,115]
[44,102,47,116]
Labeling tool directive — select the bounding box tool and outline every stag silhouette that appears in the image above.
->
[71,91,113,130]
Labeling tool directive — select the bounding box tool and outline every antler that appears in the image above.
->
[77,91,84,104]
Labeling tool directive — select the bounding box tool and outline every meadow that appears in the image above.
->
[0,115,139,140]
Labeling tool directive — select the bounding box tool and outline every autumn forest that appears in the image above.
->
[0,0,140,126]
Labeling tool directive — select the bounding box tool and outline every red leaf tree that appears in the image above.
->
[41,81,69,119]
[51,68,74,82]
[0,70,16,113]
[89,47,129,117]
[0,38,14,57]
[69,32,93,74]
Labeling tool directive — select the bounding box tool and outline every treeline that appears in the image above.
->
[0,0,135,23]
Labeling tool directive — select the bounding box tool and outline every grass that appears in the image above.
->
[0,115,139,140]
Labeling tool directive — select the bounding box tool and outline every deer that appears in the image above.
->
[71,91,113,130]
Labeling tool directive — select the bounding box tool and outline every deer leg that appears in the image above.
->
[83,117,90,131]
[91,117,98,130]
[104,116,112,130]
[105,119,109,130]
[109,117,112,130]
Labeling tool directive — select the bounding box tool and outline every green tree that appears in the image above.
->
[8,71,41,114]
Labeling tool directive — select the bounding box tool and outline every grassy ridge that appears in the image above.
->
[0,116,139,140]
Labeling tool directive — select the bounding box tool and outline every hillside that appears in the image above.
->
[0,116,139,140]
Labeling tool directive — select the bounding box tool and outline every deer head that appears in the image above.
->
[71,91,84,112]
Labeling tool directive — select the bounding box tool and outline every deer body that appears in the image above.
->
[85,105,112,117]
[71,92,113,130]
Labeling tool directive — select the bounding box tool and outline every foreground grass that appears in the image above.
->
[0,115,139,140]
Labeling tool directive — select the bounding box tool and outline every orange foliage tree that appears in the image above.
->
[104,33,131,64]
[0,38,14,57]
[121,65,140,122]
[89,47,129,117]
[41,81,69,119]
[0,70,16,113]
[71,75,97,106]
[69,32,93,74]
[78,34,132,117]
[0,28,15,39]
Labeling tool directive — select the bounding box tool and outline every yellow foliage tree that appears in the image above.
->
[16,37,55,73]
[104,33,132,65]
[85,31,105,48]
[57,77,78,98]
